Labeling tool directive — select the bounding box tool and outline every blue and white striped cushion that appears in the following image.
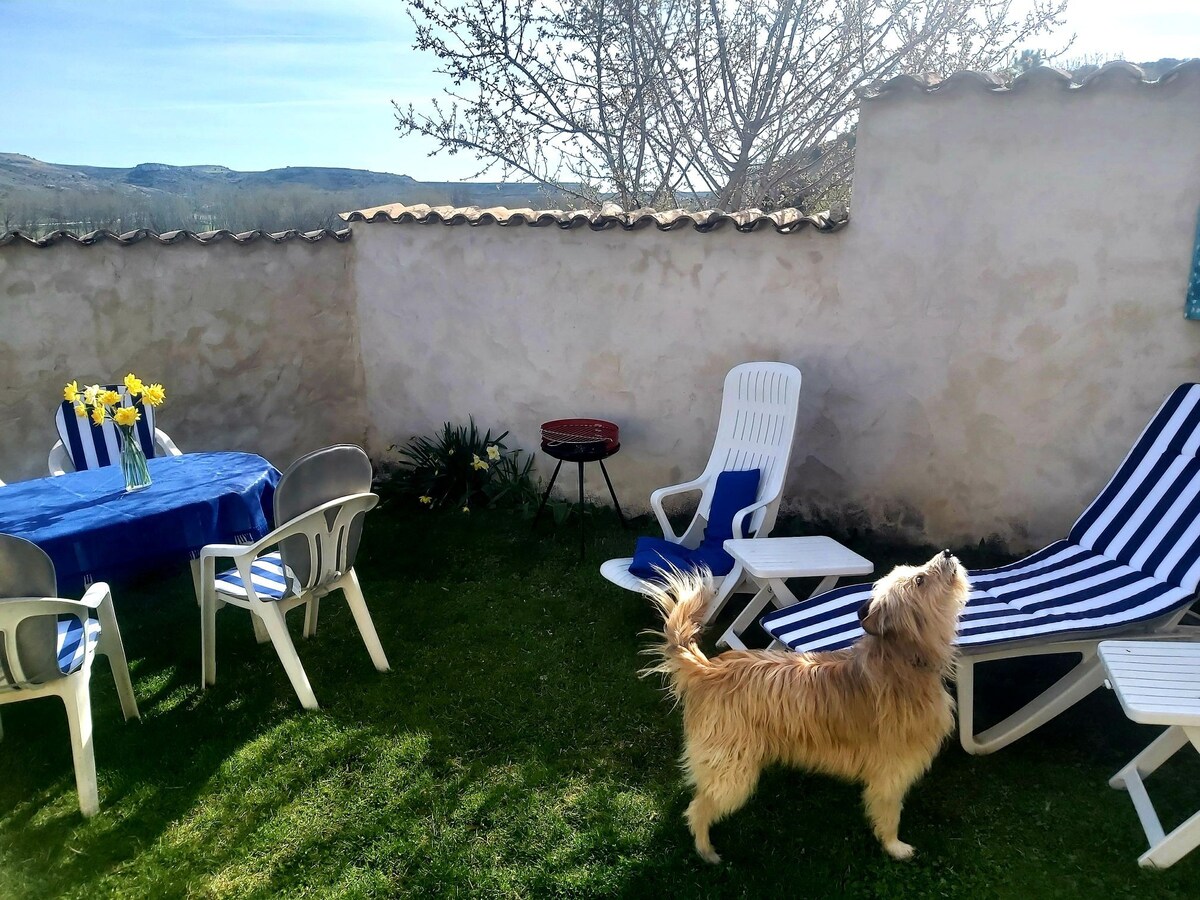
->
[763,385,1200,654]
[57,615,100,675]
[56,385,156,472]
[214,552,297,601]
[762,541,1196,653]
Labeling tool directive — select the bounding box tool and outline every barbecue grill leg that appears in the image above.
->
[598,459,627,528]
[533,460,564,528]
[578,461,586,559]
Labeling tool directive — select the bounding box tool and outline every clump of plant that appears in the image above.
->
[392,419,538,513]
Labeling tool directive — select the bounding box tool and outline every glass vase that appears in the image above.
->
[118,426,152,492]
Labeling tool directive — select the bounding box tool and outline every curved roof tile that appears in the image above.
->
[0,227,352,249]
[340,201,847,234]
[859,59,1200,100]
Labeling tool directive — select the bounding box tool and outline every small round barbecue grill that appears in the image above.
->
[534,418,627,556]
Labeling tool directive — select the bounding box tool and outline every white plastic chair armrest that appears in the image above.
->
[78,582,113,610]
[48,441,72,476]
[154,428,182,457]
[0,596,96,685]
[649,477,708,541]
[731,498,774,540]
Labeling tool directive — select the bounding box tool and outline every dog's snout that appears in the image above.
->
[856,599,872,624]
[942,549,952,559]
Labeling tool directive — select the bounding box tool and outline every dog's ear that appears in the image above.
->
[857,599,884,636]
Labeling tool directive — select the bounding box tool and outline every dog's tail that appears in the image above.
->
[639,567,714,699]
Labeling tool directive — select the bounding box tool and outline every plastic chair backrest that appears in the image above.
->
[56,384,157,471]
[0,534,65,687]
[274,445,374,592]
[696,362,802,538]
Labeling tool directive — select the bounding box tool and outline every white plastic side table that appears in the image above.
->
[718,536,873,650]
[1099,640,1200,869]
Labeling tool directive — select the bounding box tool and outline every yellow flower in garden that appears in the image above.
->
[91,405,107,426]
[472,454,489,471]
[83,384,100,406]
[99,389,121,407]
[63,381,79,402]
[486,445,501,462]
[113,406,141,427]
[141,383,166,407]
[74,402,87,418]
[419,495,433,505]
[123,373,144,396]
[461,505,470,514]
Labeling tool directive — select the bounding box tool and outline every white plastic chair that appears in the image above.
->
[601,362,802,622]
[199,445,390,710]
[49,385,181,476]
[0,535,139,816]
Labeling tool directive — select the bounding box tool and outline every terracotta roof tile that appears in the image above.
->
[340,201,846,234]
[860,59,1200,100]
[0,227,352,249]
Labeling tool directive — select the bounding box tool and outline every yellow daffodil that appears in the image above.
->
[113,406,141,428]
[141,383,166,407]
[91,405,107,426]
[73,402,87,418]
[82,384,100,406]
[471,454,489,471]
[63,381,79,402]
[99,389,121,407]
[486,445,501,461]
[461,505,470,514]
[123,373,144,396]
[419,495,433,505]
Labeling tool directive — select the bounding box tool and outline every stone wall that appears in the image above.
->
[353,67,1200,550]
[0,237,366,482]
[5,65,1200,551]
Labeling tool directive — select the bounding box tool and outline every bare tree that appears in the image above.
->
[395,0,1069,211]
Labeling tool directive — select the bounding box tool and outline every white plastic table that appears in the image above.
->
[1098,640,1200,869]
[717,536,873,650]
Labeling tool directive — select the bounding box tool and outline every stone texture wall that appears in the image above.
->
[0,238,366,482]
[354,69,1200,550]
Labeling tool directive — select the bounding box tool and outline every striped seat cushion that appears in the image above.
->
[0,614,99,692]
[765,385,1200,654]
[762,541,1197,653]
[214,552,298,601]
[56,385,157,472]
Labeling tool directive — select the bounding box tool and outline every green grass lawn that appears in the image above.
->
[1,504,1199,898]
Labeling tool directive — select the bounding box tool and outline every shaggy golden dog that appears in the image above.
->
[642,550,969,863]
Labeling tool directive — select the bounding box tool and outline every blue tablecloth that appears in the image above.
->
[0,452,280,592]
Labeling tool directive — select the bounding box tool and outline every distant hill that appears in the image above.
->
[0,153,584,235]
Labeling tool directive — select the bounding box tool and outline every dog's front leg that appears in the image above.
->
[863,779,916,860]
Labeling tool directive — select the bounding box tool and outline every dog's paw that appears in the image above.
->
[885,840,915,861]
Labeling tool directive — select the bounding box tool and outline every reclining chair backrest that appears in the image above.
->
[695,362,802,539]
[1070,384,1200,591]
[56,385,157,471]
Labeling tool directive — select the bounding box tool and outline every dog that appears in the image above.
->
[641,550,970,863]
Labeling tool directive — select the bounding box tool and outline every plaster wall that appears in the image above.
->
[0,238,367,482]
[354,71,1200,550]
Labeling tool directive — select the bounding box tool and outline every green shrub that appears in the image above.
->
[392,419,538,513]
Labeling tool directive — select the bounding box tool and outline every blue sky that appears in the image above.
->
[1,0,1197,181]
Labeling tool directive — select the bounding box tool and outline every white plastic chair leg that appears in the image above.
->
[956,650,1105,755]
[201,591,219,688]
[341,570,389,672]
[251,614,271,645]
[94,595,139,721]
[61,676,99,817]
[303,597,320,639]
[255,604,320,710]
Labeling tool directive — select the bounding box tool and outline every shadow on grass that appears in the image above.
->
[0,508,1198,898]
